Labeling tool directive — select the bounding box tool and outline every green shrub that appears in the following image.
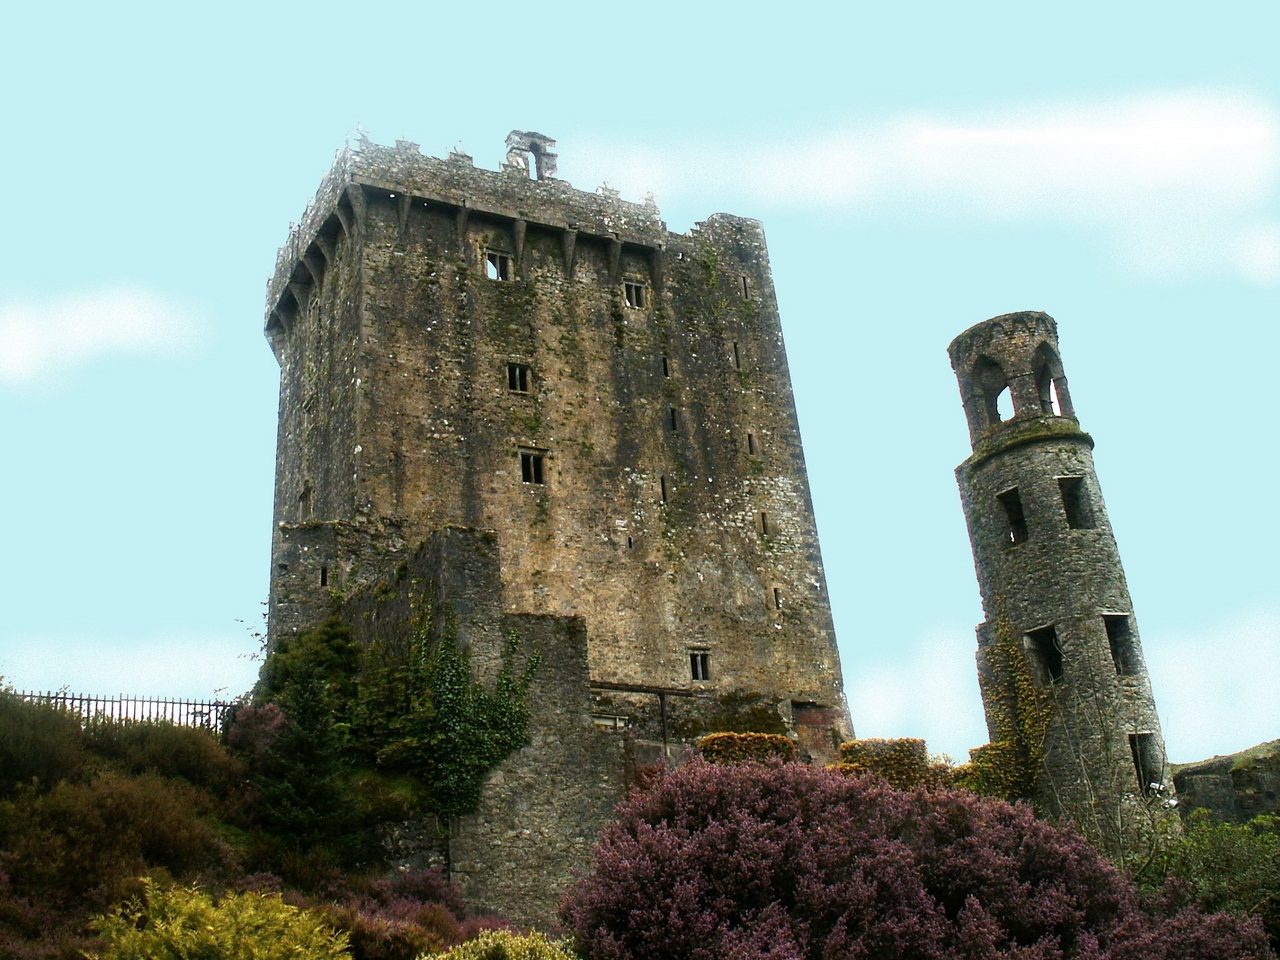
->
[0,770,235,908]
[433,930,578,960]
[834,737,948,789]
[696,732,795,764]
[0,691,87,796]
[91,880,350,960]
[85,718,245,793]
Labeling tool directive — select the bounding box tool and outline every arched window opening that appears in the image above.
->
[1034,343,1065,416]
[972,356,1010,427]
[995,386,1014,422]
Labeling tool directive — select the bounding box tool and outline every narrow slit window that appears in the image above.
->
[669,407,678,432]
[1058,476,1095,529]
[732,341,742,370]
[485,251,512,281]
[319,565,328,587]
[624,281,646,308]
[1129,733,1162,796]
[773,587,783,610]
[519,450,545,484]
[507,362,531,393]
[689,649,711,682]
[747,432,757,455]
[626,536,634,549]
[759,511,770,536]
[1025,625,1064,685]
[661,355,670,377]
[660,475,669,502]
[740,275,750,298]
[1105,614,1138,676]
[997,487,1028,544]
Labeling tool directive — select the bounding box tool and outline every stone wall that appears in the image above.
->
[1174,741,1280,823]
[340,527,629,927]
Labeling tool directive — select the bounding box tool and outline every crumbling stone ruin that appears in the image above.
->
[949,312,1174,851]
[262,131,852,922]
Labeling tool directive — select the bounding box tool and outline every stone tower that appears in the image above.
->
[949,311,1171,846]
[262,132,850,761]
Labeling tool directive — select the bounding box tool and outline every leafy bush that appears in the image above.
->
[1155,810,1280,949]
[435,930,579,960]
[316,869,474,960]
[696,732,795,764]
[91,880,350,960]
[0,691,87,797]
[834,737,950,789]
[0,770,235,908]
[85,718,245,793]
[561,760,1274,960]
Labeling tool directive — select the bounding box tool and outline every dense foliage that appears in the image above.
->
[435,930,579,960]
[834,737,951,789]
[696,732,795,764]
[0,687,508,960]
[562,760,1274,960]
[90,881,350,960]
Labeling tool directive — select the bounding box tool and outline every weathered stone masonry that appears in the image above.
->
[950,311,1172,842]
[263,132,852,922]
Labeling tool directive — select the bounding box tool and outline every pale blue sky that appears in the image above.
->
[0,1,1275,763]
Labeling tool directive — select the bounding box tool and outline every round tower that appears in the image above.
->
[949,311,1172,851]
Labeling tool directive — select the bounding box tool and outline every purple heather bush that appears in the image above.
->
[561,760,1274,960]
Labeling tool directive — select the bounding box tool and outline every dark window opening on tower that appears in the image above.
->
[689,649,711,682]
[747,432,757,455]
[759,511,771,536]
[624,281,646,308]
[973,355,1010,427]
[299,488,312,522]
[485,251,512,281]
[997,487,1028,544]
[669,407,678,432]
[773,587,783,610]
[1058,476,1095,529]
[320,565,328,587]
[507,362,531,393]
[1129,733,1162,796]
[1026,625,1064,685]
[1037,364,1063,415]
[660,475,669,502]
[740,275,750,299]
[732,342,742,370]
[1105,614,1138,676]
[519,450,545,484]
[627,536,634,549]
[661,356,671,377]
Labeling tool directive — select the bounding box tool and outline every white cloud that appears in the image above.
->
[1146,604,1280,763]
[572,90,1280,285]
[0,285,202,387]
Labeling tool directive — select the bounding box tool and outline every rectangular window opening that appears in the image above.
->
[740,275,750,299]
[319,565,328,587]
[689,649,711,682]
[732,341,742,370]
[747,432,757,455]
[660,475,669,502]
[1025,625,1064,685]
[997,487,1028,544]
[1058,476,1096,529]
[773,587,783,610]
[1105,614,1138,676]
[485,250,512,281]
[669,407,678,432]
[298,488,312,522]
[759,511,770,536]
[626,536,634,549]
[1129,733,1162,796]
[661,355,670,377]
[519,449,545,484]
[624,281,646,309]
[507,362,531,393]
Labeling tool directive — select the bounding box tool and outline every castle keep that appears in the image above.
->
[262,131,851,918]
[950,312,1171,845]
